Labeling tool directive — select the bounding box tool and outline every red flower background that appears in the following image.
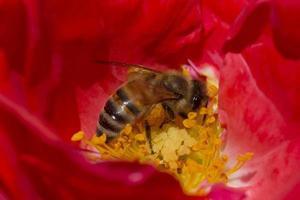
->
[0,0,300,199]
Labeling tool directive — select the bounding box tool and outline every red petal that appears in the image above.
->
[0,0,27,73]
[200,7,229,59]
[1,1,205,140]
[0,93,204,200]
[203,0,247,24]
[271,0,300,59]
[76,84,111,138]
[222,0,271,53]
[223,0,300,59]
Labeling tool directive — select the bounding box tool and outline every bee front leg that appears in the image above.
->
[145,121,154,154]
[161,102,176,128]
[162,102,175,120]
[201,98,209,125]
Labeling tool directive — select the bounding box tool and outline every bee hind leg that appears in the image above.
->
[145,121,154,154]
[162,103,175,120]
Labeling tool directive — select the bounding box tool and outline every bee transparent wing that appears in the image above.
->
[95,60,160,81]
[125,78,179,106]
[127,67,161,82]
[95,59,179,104]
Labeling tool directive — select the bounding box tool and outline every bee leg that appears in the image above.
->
[202,114,207,125]
[145,121,154,154]
[162,103,175,119]
[161,103,175,128]
[201,99,209,125]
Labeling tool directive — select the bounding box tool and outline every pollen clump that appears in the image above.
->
[71,66,253,195]
[145,104,165,127]
[152,127,197,170]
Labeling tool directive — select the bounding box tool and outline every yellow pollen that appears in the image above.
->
[238,152,254,161]
[199,107,208,115]
[71,131,85,141]
[206,116,216,124]
[188,112,197,119]
[135,134,146,142]
[183,119,197,128]
[71,66,253,196]
[91,134,106,145]
[145,104,165,127]
[207,83,218,98]
[122,124,132,135]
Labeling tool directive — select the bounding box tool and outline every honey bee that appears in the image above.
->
[96,61,208,144]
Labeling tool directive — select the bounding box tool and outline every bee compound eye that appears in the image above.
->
[191,80,208,110]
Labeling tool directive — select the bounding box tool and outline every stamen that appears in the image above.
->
[71,131,85,141]
[91,134,106,145]
[188,112,197,119]
[71,65,253,195]
[226,152,254,176]
[183,119,197,128]
[207,82,218,98]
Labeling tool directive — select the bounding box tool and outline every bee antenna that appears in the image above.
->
[95,60,145,68]
[95,60,160,72]
[187,59,207,80]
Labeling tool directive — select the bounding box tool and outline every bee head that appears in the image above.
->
[190,80,208,111]
[162,74,188,98]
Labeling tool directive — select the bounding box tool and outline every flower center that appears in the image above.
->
[71,66,253,195]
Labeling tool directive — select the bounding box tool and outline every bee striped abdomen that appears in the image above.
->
[96,87,143,139]
[97,112,123,137]
[116,88,141,116]
[104,99,130,124]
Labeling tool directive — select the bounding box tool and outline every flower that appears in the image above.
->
[74,64,255,195]
[0,1,300,200]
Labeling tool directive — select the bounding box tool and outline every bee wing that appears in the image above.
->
[95,60,178,103]
[125,78,179,106]
[127,67,160,82]
[95,60,161,81]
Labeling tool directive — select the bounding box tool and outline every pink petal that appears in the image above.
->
[219,53,285,157]
[283,181,300,200]
[209,184,246,200]
[244,139,300,199]
[219,53,300,199]
[242,38,300,139]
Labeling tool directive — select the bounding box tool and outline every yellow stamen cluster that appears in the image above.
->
[72,70,253,195]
